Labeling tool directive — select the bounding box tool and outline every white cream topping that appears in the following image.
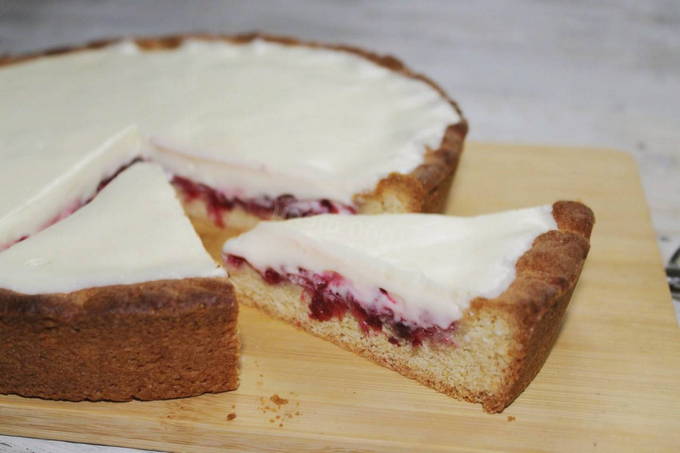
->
[0,163,224,295]
[0,39,460,248]
[0,126,141,249]
[223,206,557,328]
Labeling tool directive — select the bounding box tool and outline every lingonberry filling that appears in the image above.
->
[95,158,142,193]
[226,254,457,347]
[172,176,356,227]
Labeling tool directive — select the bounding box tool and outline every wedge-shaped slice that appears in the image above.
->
[0,162,238,401]
[223,201,593,412]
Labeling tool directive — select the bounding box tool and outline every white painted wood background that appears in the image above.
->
[0,0,678,451]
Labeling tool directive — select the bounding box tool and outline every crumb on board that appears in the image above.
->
[270,394,289,406]
[226,413,237,421]
[507,416,516,422]
[256,393,304,427]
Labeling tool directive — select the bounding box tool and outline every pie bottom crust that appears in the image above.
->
[225,201,594,413]
[0,277,239,401]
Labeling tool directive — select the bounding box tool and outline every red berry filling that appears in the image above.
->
[226,254,457,347]
[94,158,142,194]
[172,176,356,227]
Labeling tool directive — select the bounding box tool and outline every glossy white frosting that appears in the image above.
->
[223,206,557,328]
[0,163,224,295]
[0,38,460,248]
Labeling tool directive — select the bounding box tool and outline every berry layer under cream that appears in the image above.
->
[226,255,457,346]
[0,38,459,248]
[173,176,355,227]
[222,206,557,329]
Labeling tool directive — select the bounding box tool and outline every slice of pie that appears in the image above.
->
[223,201,594,412]
[0,162,239,401]
[0,34,466,239]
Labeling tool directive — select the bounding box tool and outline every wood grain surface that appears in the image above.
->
[0,142,677,452]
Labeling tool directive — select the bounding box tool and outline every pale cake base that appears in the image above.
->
[229,264,521,410]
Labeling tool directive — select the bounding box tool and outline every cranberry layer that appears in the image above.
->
[172,176,356,228]
[226,254,457,347]
[0,159,141,252]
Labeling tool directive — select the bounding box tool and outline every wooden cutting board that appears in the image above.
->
[1,142,678,452]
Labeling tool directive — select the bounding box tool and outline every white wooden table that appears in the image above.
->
[1,0,678,451]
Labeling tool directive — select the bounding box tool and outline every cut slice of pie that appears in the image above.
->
[0,34,466,236]
[0,162,239,401]
[223,201,594,412]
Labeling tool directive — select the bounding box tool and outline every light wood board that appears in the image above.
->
[1,143,678,452]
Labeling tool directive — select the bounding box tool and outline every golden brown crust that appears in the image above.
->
[354,122,466,213]
[0,32,467,216]
[0,277,239,401]
[468,201,594,411]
